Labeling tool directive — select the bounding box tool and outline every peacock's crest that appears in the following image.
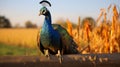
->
[40,0,51,7]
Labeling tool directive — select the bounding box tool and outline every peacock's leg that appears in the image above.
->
[44,49,50,59]
[56,50,63,63]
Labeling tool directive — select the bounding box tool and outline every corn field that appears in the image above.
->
[69,5,120,54]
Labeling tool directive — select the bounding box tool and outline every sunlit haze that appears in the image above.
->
[0,0,119,27]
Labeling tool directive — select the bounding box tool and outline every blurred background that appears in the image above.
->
[0,0,120,56]
[0,0,119,27]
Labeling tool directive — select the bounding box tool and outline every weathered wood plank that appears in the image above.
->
[0,53,120,67]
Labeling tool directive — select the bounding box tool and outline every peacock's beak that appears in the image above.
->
[39,12,41,16]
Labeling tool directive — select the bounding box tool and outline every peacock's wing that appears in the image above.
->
[52,24,79,54]
[37,30,45,54]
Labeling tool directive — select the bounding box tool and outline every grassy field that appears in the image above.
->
[0,43,39,56]
[0,28,41,56]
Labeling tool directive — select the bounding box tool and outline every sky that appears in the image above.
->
[0,0,120,27]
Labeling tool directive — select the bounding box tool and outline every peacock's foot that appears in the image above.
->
[56,50,63,63]
[44,49,50,60]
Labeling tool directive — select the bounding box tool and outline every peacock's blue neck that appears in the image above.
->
[44,12,52,25]
[41,11,53,33]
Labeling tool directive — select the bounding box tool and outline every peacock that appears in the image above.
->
[37,0,79,63]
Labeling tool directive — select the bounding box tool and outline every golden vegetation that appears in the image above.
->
[0,28,38,48]
[66,19,73,36]
[70,4,120,54]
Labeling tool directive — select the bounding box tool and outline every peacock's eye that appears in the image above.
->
[42,10,46,14]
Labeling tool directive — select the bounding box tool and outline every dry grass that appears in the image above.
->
[0,28,39,48]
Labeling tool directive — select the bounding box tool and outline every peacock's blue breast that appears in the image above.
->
[40,21,52,47]
[40,20,61,49]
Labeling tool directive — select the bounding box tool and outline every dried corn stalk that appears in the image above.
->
[104,13,107,23]
[109,5,119,53]
[113,5,119,19]
[66,19,73,36]
[84,20,91,52]
[77,16,81,40]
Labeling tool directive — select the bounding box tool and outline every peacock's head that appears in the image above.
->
[39,7,50,16]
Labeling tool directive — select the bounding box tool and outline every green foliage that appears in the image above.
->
[25,21,37,28]
[0,43,39,56]
[0,16,11,28]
